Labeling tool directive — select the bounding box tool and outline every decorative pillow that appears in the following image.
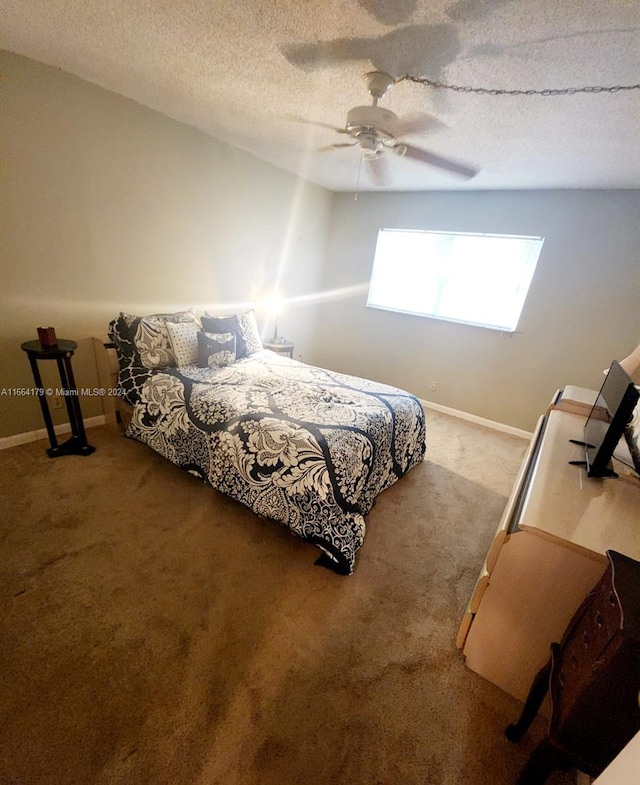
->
[197,331,236,368]
[109,310,197,405]
[166,321,199,366]
[108,318,153,407]
[202,310,262,359]
[237,310,263,356]
[201,313,240,352]
[120,310,197,370]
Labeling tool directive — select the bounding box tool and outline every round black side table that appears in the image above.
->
[21,339,96,458]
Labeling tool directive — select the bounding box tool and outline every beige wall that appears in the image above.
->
[2,51,639,439]
[307,190,640,431]
[0,51,332,438]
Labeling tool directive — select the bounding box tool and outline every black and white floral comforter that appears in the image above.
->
[126,351,426,574]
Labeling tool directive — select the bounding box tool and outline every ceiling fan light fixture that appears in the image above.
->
[346,106,398,139]
[358,132,380,154]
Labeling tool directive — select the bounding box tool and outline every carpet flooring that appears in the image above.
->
[0,411,577,785]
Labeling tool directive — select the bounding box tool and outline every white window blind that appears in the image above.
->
[367,229,544,332]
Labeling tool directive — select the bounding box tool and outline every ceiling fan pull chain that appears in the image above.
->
[354,153,363,201]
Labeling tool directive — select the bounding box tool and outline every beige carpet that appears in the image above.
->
[0,411,576,785]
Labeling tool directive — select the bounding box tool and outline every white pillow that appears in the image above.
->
[166,321,199,366]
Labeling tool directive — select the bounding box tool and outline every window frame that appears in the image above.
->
[366,227,544,333]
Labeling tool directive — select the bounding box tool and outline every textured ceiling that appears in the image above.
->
[3,0,640,191]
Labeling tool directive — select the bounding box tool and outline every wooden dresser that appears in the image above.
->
[457,387,640,703]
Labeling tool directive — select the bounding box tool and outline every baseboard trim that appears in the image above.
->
[2,405,530,449]
[419,399,532,440]
[0,415,106,450]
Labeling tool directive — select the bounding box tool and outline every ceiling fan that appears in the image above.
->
[304,71,479,186]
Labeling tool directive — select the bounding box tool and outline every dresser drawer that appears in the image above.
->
[576,581,621,662]
[563,567,622,656]
[597,581,623,639]
[553,639,640,771]
[555,632,623,720]
[553,574,623,720]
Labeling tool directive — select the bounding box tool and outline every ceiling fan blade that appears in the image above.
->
[365,154,391,186]
[401,145,479,179]
[286,115,348,134]
[318,142,357,153]
[396,111,444,137]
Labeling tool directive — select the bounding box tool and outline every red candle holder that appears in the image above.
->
[37,327,58,348]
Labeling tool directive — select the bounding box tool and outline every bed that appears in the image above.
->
[101,309,426,574]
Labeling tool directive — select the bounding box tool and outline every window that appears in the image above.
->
[367,229,544,332]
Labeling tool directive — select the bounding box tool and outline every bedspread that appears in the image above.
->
[126,351,426,573]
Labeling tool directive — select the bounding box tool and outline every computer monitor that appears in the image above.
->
[569,361,639,479]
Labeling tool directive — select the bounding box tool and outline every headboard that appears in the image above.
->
[92,337,133,432]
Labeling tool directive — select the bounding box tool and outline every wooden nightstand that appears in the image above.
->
[264,339,294,358]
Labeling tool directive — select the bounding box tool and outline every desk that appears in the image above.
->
[458,390,640,701]
[21,339,95,458]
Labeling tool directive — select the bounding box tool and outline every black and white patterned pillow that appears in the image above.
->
[202,310,262,359]
[109,310,196,405]
[108,318,153,406]
[197,331,236,368]
[120,310,197,369]
[237,310,263,356]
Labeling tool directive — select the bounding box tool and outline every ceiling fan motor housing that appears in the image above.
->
[346,106,398,143]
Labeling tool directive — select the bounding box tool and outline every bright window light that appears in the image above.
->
[367,229,544,332]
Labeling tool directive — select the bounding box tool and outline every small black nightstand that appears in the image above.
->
[264,339,294,358]
[21,339,95,458]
